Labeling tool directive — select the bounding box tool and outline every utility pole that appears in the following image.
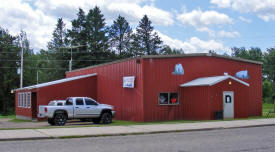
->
[36,70,39,84]
[59,45,86,72]
[20,39,23,88]
[69,47,72,71]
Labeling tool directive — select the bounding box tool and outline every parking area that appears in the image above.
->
[0,119,97,129]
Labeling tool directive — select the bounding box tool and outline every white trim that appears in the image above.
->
[14,73,97,91]
[180,75,249,87]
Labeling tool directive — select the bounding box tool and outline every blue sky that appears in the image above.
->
[1,0,275,54]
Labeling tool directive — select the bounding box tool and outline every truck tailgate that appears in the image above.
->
[38,105,47,118]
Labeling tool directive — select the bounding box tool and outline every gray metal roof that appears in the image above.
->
[13,73,97,92]
[180,75,249,87]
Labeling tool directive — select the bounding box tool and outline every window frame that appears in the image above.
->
[158,92,180,106]
[27,92,31,108]
[85,98,98,106]
[65,98,73,106]
[75,98,84,106]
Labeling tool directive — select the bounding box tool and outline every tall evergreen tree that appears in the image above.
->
[134,15,163,55]
[48,18,68,49]
[109,15,133,57]
[68,8,88,48]
[0,27,20,114]
[47,18,68,80]
[86,6,109,61]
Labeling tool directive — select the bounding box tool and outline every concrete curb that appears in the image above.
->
[1,123,275,141]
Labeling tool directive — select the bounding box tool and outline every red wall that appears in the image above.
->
[142,56,261,121]
[210,79,249,119]
[66,59,144,121]
[181,78,249,120]
[37,76,97,106]
[181,86,211,120]
[15,76,97,119]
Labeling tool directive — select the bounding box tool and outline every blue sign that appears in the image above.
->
[172,64,184,75]
[235,70,249,79]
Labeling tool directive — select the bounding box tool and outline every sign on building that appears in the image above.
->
[123,76,135,88]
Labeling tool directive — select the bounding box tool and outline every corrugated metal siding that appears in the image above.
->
[66,59,144,121]
[142,56,261,121]
[181,86,211,120]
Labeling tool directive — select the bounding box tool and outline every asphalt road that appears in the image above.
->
[1,126,275,152]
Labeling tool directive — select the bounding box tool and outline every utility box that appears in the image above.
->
[215,111,223,120]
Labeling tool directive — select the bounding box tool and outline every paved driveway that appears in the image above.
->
[0,119,96,129]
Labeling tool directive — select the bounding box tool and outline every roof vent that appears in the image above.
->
[224,72,228,76]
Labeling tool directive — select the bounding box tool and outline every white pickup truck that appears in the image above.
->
[38,97,115,126]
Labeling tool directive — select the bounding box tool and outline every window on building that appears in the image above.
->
[22,93,25,107]
[159,92,179,105]
[76,98,84,106]
[19,93,22,107]
[18,93,20,107]
[25,93,27,108]
[85,98,98,106]
[27,92,31,108]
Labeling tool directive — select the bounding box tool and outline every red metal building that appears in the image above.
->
[14,53,262,121]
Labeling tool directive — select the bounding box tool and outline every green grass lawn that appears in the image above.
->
[0,115,15,119]
[0,103,273,130]
[262,103,275,117]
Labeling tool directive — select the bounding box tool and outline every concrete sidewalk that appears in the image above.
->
[1,118,275,141]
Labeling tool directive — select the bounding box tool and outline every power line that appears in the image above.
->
[0,59,114,62]
[0,67,67,70]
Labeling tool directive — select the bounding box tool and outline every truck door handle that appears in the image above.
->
[75,107,79,109]
[86,107,90,108]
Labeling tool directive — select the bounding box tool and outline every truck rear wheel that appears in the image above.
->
[48,118,55,126]
[101,112,112,124]
[54,113,67,126]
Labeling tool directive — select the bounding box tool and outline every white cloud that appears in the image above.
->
[33,0,173,26]
[0,0,56,50]
[211,0,275,21]
[106,3,173,26]
[217,30,240,38]
[210,0,231,8]
[238,16,252,23]
[157,31,230,53]
[176,8,233,37]
[0,0,173,51]
[177,8,233,28]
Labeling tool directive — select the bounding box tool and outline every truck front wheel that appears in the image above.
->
[101,113,112,124]
[54,113,67,126]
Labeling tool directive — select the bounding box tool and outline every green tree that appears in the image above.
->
[160,45,184,55]
[47,18,69,80]
[263,48,275,88]
[134,15,163,55]
[0,27,20,114]
[109,15,133,57]
[231,47,263,62]
[86,6,109,61]
[263,79,273,103]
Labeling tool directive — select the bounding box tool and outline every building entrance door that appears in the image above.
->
[223,91,234,119]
